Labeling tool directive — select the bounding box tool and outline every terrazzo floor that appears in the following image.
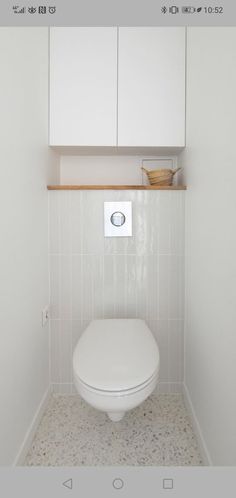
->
[24,393,204,466]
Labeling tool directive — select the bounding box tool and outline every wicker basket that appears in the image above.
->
[141,167,181,186]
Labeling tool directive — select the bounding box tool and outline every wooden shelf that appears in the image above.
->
[47,185,187,191]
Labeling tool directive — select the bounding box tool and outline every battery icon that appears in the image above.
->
[182,6,196,13]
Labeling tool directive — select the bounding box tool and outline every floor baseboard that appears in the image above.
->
[182,382,212,466]
[13,387,51,466]
[155,381,183,394]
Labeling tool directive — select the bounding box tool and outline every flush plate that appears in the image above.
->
[104,201,132,237]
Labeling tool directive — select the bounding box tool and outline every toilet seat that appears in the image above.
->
[74,367,159,397]
[73,319,160,392]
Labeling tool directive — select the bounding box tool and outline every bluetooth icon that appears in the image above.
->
[161,6,167,14]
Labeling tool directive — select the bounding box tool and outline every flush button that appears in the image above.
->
[110,212,126,227]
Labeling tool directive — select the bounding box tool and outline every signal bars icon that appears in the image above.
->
[13,5,25,13]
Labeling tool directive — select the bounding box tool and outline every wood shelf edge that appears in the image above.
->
[47,185,187,191]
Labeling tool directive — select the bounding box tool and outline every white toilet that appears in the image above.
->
[73,319,160,421]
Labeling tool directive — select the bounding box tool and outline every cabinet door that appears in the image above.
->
[118,28,185,147]
[50,28,117,146]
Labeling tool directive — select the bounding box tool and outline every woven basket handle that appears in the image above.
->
[172,167,182,176]
[141,166,182,175]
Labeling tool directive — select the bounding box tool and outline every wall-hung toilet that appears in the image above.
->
[73,319,160,422]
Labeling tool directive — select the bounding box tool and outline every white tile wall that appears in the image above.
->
[49,190,185,393]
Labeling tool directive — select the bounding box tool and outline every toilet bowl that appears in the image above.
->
[73,319,160,421]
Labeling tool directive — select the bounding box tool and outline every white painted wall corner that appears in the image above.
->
[13,388,51,467]
[182,383,212,466]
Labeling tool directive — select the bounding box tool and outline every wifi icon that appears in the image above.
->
[197,7,202,12]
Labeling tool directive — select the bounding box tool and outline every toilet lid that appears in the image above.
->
[73,319,159,391]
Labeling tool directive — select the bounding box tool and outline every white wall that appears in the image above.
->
[0,28,58,465]
[49,189,185,394]
[60,155,177,185]
[181,28,236,465]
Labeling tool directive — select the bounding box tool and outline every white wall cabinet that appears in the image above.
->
[50,27,185,148]
[50,27,117,146]
[118,28,186,147]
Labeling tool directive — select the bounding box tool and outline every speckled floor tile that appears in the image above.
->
[24,394,204,466]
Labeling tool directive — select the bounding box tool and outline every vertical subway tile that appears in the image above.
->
[81,191,104,254]
[158,255,169,320]
[129,189,159,257]
[147,320,169,382]
[50,254,71,320]
[159,192,171,254]
[91,255,104,319]
[113,255,127,317]
[101,255,138,319]
[49,191,60,254]
[146,255,159,321]
[135,255,148,319]
[170,191,185,255]
[171,383,183,394]
[125,256,137,318]
[157,320,169,383]
[71,320,90,350]
[60,320,73,384]
[59,255,72,320]
[51,383,74,394]
[168,320,184,382]
[103,255,115,318]
[104,233,128,256]
[70,191,82,254]
[50,320,72,384]
[142,190,159,255]
[132,190,145,256]
[110,255,137,318]
[125,189,141,255]
[104,236,118,256]
[156,382,170,394]
[81,255,104,320]
[71,255,82,320]
[59,191,71,254]
[50,255,60,319]
[169,255,184,319]
[81,255,92,321]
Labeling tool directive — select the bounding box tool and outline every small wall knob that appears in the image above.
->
[110,211,126,227]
